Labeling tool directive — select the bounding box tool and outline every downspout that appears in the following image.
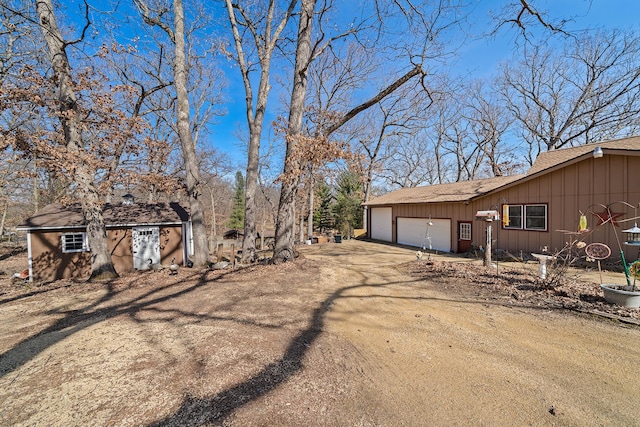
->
[182,222,188,266]
[27,231,33,282]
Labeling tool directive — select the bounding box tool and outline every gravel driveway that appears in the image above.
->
[1,240,639,426]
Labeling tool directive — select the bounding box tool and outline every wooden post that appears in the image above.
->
[230,243,236,269]
[485,224,492,268]
[216,243,224,263]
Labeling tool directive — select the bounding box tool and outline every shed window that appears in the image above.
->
[61,232,89,253]
[503,204,547,231]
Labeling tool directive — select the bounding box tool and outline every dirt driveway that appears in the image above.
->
[1,240,639,426]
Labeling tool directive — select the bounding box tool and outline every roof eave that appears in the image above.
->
[17,220,187,232]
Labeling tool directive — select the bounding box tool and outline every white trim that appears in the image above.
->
[524,204,548,231]
[504,205,523,229]
[26,231,33,282]
[459,222,472,240]
[61,232,89,253]
[17,221,183,232]
[503,204,547,231]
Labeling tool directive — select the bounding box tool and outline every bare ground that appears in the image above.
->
[1,240,639,426]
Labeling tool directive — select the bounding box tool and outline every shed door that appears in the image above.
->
[132,226,160,269]
[370,207,392,242]
[397,218,451,252]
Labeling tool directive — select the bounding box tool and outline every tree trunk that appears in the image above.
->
[299,213,304,244]
[0,201,7,238]
[273,0,315,263]
[307,174,314,240]
[209,189,217,254]
[173,0,209,266]
[35,0,117,280]
[242,125,260,262]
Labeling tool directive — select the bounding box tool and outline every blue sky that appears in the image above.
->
[456,0,640,77]
[209,0,640,172]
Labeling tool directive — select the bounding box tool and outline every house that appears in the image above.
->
[364,136,640,262]
[17,197,192,281]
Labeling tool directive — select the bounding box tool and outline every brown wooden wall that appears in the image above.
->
[29,225,185,282]
[372,153,640,262]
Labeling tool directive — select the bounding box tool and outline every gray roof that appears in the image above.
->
[18,202,190,230]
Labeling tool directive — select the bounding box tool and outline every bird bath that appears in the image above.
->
[531,253,555,279]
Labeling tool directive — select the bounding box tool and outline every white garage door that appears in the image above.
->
[397,217,451,252]
[370,207,392,242]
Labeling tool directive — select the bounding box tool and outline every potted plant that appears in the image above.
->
[587,202,640,308]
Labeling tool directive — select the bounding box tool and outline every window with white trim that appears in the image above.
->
[504,205,523,229]
[525,205,547,230]
[459,223,472,240]
[61,232,89,253]
[503,204,547,231]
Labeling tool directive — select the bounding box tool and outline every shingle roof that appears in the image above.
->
[527,135,640,176]
[364,136,640,207]
[18,202,190,230]
[364,175,524,206]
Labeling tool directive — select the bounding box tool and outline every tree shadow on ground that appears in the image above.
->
[0,269,234,378]
[147,266,433,426]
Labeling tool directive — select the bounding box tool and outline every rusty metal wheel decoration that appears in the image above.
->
[584,243,611,260]
[585,243,611,285]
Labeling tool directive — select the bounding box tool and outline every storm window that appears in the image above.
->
[61,232,89,253]
[503,204,547,231]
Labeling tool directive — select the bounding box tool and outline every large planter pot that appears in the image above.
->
[600,284,640,308]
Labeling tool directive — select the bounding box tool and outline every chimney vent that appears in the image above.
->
[122,194,135,205]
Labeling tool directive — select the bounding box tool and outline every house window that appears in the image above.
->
[525,205,547,230]
[61,232,89,253]
[503,204,547,231]
[504,205,523,229]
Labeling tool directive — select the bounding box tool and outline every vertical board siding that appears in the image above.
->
[30,225,185,281]
[382,154,640,261]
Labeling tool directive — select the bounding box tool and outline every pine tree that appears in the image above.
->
[314,180,334,233]
[333,170,363,237]
[227,171,245,230]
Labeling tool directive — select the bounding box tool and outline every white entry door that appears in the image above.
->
[132,226,160,269]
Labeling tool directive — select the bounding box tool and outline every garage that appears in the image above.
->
[370,207,392,242]
[397,217,451,252]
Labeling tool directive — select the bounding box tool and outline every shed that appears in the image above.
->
[17,201,192,281]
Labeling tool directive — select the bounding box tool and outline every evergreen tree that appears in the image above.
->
[227,171,245,230]
[333,170,363,237]
[314,180,334,233]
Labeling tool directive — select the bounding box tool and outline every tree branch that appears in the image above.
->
[323,64,424,136]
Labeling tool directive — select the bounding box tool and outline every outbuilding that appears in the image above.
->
[364,136,640,262]
[18,198,192,281]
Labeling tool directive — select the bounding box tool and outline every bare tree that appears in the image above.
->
[352,86,426,225]
[135,0,214,265]
[500,30,640,161]
[491,0,572,41]
[463,80,517,177]
[223,0,297,263]
[33,0,118,279]
[272,0,466,263]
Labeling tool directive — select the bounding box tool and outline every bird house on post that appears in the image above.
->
[476,210,500,267]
